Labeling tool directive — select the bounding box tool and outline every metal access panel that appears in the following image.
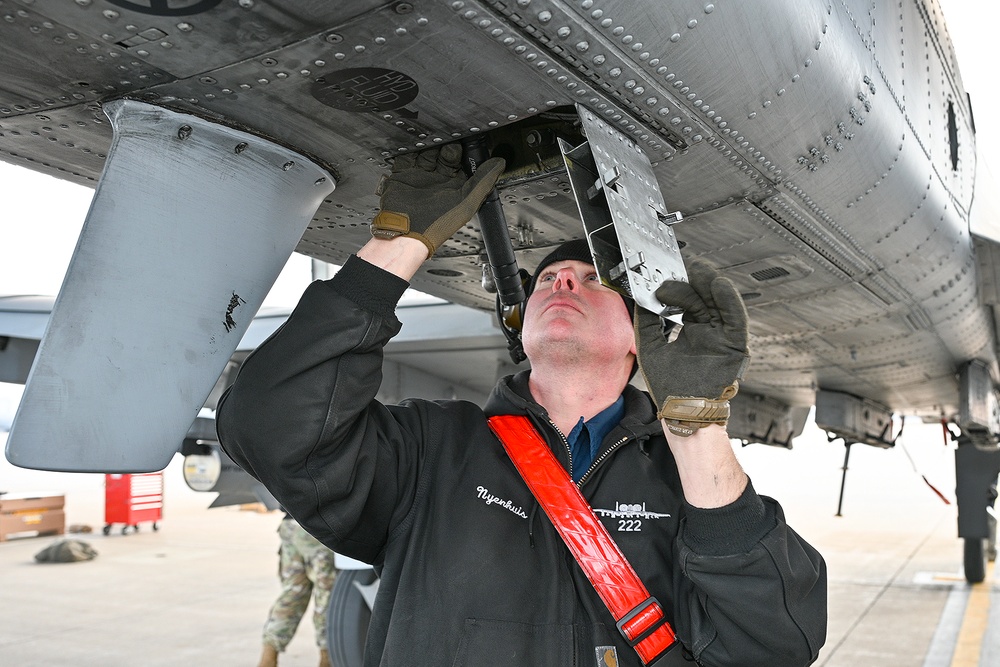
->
[559,105,687,315]
[959,360,1000,436]
[6,99,334,473]
[728,393,809,449]
[815,389,895,448]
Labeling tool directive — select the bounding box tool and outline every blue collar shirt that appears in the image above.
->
[565,395,626,482]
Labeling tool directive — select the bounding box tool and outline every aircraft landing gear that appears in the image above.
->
[964,538,988,584]
[326,568,379,667]
[955,438,1000,583]
[963,506,998,584]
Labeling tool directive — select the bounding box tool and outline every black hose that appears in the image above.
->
[460,136,525,308]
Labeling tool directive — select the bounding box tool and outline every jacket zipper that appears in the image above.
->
[540,422,629,667]
[546,415,632,488]
[541,418,580,667]
[577,435,629,487]
[546,417,574,478]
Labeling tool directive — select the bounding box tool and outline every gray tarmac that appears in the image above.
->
[1,418,998,666]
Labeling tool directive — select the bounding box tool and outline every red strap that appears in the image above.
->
[488,414,677,664]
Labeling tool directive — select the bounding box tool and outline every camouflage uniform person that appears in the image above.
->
[259,514,338,667]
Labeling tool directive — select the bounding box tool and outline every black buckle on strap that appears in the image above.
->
[616,596,665,648]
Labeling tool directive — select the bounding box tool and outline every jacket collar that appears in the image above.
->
[484,370,662,441]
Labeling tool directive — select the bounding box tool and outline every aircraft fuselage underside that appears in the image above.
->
[3,0,1000,446]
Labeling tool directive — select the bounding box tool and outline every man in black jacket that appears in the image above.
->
[217,145,827,666]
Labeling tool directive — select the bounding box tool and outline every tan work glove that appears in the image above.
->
[635,259,750,437]
[371,144,505,257]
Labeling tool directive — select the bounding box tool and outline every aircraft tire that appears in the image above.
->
[990,513,998,562]
[327,568,377,667]
[964,538,986,583]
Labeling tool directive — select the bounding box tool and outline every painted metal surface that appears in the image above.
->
[0,0,998,460]
[5,99,334,471]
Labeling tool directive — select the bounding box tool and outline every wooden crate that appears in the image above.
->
[0,494,66,542]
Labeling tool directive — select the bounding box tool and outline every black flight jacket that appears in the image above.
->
[217,255,827,667]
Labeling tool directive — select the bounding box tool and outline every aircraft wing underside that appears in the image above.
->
[2,0,999,434]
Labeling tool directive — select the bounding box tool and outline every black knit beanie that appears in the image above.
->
[525,239,636,315]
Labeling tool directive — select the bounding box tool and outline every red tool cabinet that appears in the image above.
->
[103,473,163,535]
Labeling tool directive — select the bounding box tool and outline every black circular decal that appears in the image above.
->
[106,0,223,16]
[312,68,419,113]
